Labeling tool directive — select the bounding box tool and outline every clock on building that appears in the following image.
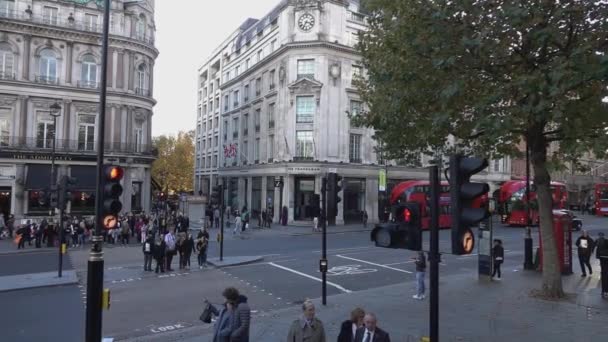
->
[298,13,315,31]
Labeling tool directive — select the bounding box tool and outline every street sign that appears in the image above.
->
[328,168,337,173]
[379,169,386,191]
[274,180,283,188]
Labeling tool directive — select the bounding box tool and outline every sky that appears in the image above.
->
[152,0,280,137]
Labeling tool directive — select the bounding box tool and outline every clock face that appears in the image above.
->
[298,13,315,32]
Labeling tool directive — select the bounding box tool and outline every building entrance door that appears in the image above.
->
[294,177,315,221]
[0,187,11,222]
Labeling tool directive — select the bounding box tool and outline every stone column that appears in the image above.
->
[65,42,73,84]
[106,48,114,88]
[366,177,379,224]
[274,185,281,222]
[125,106,133,146]
[128,52,135,91]
[22,35,31,80]
[19,96,28,143]
[261,176,268,211]
[113,105,123,143]
[246,176,253,211]
[285,174,293,223]
[146,111,152,146]
[130,15,136,38]
[148,60,154,95]
[143,167,151,212]
[116,49,124,89]
[122,167,132,213]
[104,105,112,142]
[14,164,26,218]
[237,177,246,212]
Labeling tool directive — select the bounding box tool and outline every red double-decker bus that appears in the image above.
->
[390,180,457,230]
[498,180,567,226]
[594,183,608,216]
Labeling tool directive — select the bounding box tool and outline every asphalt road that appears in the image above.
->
[0,250,73,276]
[0,284,85,342]
[63,214,608,340]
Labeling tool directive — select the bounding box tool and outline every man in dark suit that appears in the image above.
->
[354,313,390,342]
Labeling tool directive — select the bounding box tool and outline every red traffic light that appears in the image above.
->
[403,208,412,222]
[105,166,124,181]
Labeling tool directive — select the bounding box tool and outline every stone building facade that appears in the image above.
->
[195,0,511,225]
[0,0,158,220]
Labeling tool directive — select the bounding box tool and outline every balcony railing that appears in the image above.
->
[233,102,239,108]
[268,120,275,129]
[269,83,276,90]
[255,90,261,96]
[255,124,260,132]
[1,137,154,155]
[77,80,99,89]
[0,71,16,80]
[135,87,150,97]
[243,128,248,136]
[297,73,314,79]
[294,156,314,162]
[267,158,273,163]
[349,158,362,164]
[0,9,155,45]
[349,11,366,23]
[35,75,59,85]
[244,97,249,102]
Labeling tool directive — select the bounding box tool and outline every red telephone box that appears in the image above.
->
[538,210,573,275]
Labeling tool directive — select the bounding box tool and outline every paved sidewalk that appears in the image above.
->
[122,267,608,342]
[0,270,79,292]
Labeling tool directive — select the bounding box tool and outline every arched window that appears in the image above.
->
[0,42,14,79]
[39,49,58,83]
[80,54,98,88]
[136,64,147,95]
[136,14,146,40]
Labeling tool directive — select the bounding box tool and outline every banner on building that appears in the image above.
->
[378,169,386,192]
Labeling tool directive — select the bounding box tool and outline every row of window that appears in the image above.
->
[0,0,152,42]
[0,43,150,93]
[224,38,278,83]
[0,109,145,152]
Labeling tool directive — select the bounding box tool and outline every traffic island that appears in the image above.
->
[0,270,79,292]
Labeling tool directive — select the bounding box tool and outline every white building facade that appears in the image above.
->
[0,0,158,220]
[195,0,511,225]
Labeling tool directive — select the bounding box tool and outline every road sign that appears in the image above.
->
[379,169,386,191]
[274,180,283,188]
[328,168,337,173]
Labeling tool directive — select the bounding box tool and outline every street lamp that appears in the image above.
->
[48,101,62,215]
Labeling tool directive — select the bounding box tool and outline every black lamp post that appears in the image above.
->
[48,101,62,215]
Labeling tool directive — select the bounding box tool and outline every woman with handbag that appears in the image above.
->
[207,287,239,342]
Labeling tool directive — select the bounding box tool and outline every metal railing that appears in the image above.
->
[1,136,154,155]
[243,128,248,136]
[77,80,99,89]
[268,120,275,129]
[349,158,362,164]
[297,73,314,79]
[0,71,15,80]
[0,9,155,45]
[294,156,314,162]
[35,75,59,84]
[255,124,260,132]
[269,83,276,90]
[135,87,150,97]
[255,90,261,96]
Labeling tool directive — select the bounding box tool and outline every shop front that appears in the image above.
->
[343,178,366,224]
[294,176,315,221]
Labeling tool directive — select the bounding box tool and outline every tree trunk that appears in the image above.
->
[529,132,565,298]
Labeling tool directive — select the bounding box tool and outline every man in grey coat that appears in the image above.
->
[231,293,251,342]
[287,300,326,342]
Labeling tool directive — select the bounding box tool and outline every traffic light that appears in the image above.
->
[102,165,124,229]
[371,202,421,250]
[57,175,77,211]
[211,185,222,206]
[49,184,59,209]
[311,194,321,218]
[327,173,342,220]
[449,154,490,255]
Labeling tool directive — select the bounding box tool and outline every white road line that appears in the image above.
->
[336,255,413,274]
[312,246,373,253]
[268,262,352,293]
[384,261,415,266]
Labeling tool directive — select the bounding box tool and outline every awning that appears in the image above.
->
[70,165,97,190]
[25,164,52,190]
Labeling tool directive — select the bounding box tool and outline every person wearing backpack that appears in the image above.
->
[143,234,154,271]
[196,228,210,269]
[164,230,177,271]
[153,234,166,273]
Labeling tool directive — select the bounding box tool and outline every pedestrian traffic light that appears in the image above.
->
[210,185,222,206]
[371,202,421,250]
[449,154,490,255]
[327,173,342,219]
[57,175,77,211]
[102,165,124,229]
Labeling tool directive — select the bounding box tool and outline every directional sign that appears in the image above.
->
[274,180,283,188]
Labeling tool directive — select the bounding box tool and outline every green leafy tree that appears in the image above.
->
[356,0,608,298]
[152,130,195,193]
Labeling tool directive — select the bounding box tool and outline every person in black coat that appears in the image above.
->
[595,232,608,298]
[182,234,195,269]
[354,313,390,342]
[338,307,365,342]
[153,234,166,273]
[143,235,154,271]
[575,230,595,277]
[492,239,504,280]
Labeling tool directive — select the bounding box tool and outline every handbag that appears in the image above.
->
[199,303,213,323]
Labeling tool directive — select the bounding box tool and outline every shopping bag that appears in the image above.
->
[199,302,214,323]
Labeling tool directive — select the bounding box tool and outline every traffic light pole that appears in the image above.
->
[321,177,327,306]
[220,184,224,262]
[429,166,440,342]
[86,0,110,340]
[58,207,64,277]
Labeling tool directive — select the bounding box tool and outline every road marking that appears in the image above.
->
[327,264,377,276]
[312,246,373,253]
[384,261,415,266]
[336,255,413,274]
[268,262,352,293]
[150,323,187,334]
